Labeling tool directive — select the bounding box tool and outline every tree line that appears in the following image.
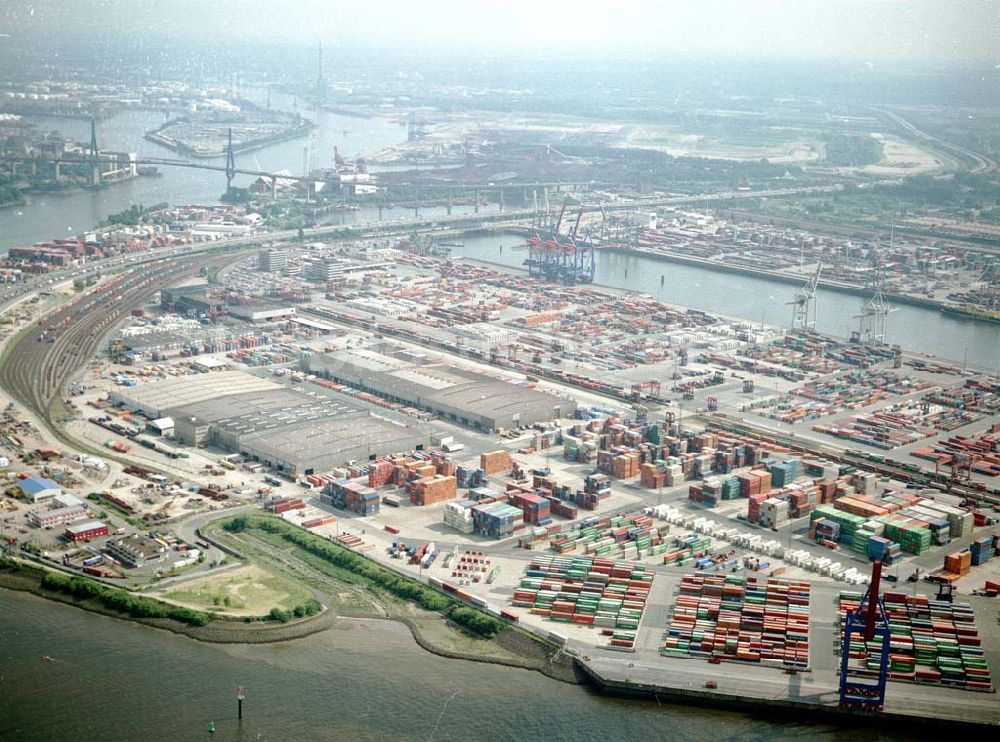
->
[229,516,505,639]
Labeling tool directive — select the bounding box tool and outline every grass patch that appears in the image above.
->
[159,564,313,616]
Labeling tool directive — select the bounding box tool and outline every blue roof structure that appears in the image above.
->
[18,476,61,496]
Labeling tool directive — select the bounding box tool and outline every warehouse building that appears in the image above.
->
[109,371,281,418]
[17,476,62,503]
[106,533,167,567]
[160,286,226,317]
[65,520,108,543]
[226,303,296,323]
[167,386,429,476]
[302,344,577,432]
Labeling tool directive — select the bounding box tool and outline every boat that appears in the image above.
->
[438,241,464,248]
[43,656,54,662]
[940,303,1000,325]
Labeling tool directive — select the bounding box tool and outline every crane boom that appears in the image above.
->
[553,199,568,235]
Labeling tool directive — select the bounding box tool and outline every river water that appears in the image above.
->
[452,234,1000,370]
[0,590,895,742]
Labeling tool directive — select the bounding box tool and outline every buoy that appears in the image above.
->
[208,721,215,734]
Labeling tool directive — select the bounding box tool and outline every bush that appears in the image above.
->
[449,606,504,639]
[169,607,211,626]
[222,515,250,533]
[41,572,72,591]
[268,607,292,623]
[41,571,178,622]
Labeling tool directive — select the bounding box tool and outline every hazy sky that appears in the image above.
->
[3,0,999,65]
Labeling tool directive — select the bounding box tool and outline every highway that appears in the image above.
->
[882,109,997,175]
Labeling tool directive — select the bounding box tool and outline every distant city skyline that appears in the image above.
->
[1,0,998,66]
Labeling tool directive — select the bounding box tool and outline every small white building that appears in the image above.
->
[192,358,227,373]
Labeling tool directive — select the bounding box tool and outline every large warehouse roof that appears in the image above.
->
[303,343,576,430]
[169,388,361,437]
[239,413,428,471]
[111,372,280,418]
[429,381,562,418]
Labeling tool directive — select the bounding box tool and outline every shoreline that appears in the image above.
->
[6,573,995,731]
[602,245,968,314]
[0,563,578,683]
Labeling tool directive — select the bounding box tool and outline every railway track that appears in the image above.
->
[706,414,1000,508]
[0,252,244,460]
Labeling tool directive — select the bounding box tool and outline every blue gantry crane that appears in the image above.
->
[839,559,890,710]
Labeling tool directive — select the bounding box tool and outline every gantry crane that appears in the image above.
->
[839,560,890,710]
[788,262,823,331]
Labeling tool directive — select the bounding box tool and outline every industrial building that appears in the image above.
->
[160,286,226,317]
[109,371,281,418]
[28,505,87,529]
[64,520,108,543]
[226,303,296,323]
[106,533,166,567]
[110,371,429,475]
[258,247,288,273]
[170,388,428,475]
[17,476,62,503]
[302,344,577,432]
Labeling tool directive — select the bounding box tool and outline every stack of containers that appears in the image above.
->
[838,591,992,690]
[443,501,475,533]
[408,475,458,506]
[547,514,667,560]
[663,534,713,566]
[943,551,972,576]
[584,474,611,497]
[512,554,654,648]
[471,501,524,538]
[768,459,801,488]
[480,450,513,475]
[810,505,867,544]
[663,573,810,668]
[510,491,552,526]
[813,518,842,545]
[456,466,488,489]
[760,497,790,529]
[747,492,770,523]
[321,479,381,516]
[880,517,932,555]
[971,535,995,566]
[866,536,894,563]
[267,496,306,514]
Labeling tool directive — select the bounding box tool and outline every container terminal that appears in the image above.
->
[0,214,998,730]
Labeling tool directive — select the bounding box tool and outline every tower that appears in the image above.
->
[315,41,327,102]
[225,128,236,193]
[88,117,101,186]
